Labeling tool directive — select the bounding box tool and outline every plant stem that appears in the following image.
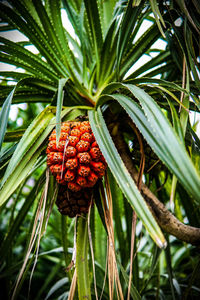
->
[76,216,91,300]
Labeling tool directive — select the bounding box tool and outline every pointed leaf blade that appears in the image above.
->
[83,0,103,79]
[56,78,68,145]
[98,83,200,202]
[0,87,15,152]
[89,109,166,248]
[123,84,200,202]
[76,217,91,300]
[1,106,54,187]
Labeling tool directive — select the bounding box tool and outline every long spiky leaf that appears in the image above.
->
[89,109,166,248]
[98,83,200,202]
[0,87,15,152]
[56,78,68,145]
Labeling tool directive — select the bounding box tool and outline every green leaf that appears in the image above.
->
[76,217,91,300]
[125,77,188,95]
[124,84,200,201]
[108,170,127,263]
[149,0,166,38]
[1,106,54,187]
[47,0,82,74]
[33,0,66,59]
[164,236,176,300]
[132,0,142,6]
[83,0,103,80]
[0,36,59,81]
[36,261,62,300]
[20,77,57,92]
[0,144,17,164]
[93,186,107,235]
[98,20,118,86]
[185,29,200,92]
[126,50,171,79]
[120,22,161,78]
[116,0,144,78]
[141,245,162,293]
[62,0,91,60]
[45,277,68,300]
[89,109,166,248]
[142,62,175,79]
[100,0,117,35]
[0,106,77,206]
[0,71,32,80]
[0,2,66,77]
[61,215,69,267]
[93,202,107,267]
[56,78,68,145]
[98,83,200,202]
[0,171,45,262]
[116,252,141,300]
[168,101,184,143]
[0,87,15,152]
[33,0,81,82]
[0,144,44,207]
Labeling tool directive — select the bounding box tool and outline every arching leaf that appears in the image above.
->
[97,83,200,202]
[89,108,166,248]
[0,87,15,152]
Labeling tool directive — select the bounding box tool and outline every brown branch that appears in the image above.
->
[111,129,200,246]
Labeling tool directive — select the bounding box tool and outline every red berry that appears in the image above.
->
[70,121,81,129]
[49,133,56,141]
[76,140,90,152]
[65,169,76,181]
[76,176,87,187]
[90,147,101,160]
[50,165,57,175]
[77,152,91,164]
[68,182,81,192]
[46,140,57,152]
[65,146,76,158]
[71,129,81,137]
[90,161,106,173]
[97,170,105,178]
[47,152,63,165]
[81,132,93,142]
[49,131,69,141]
[60,132,69,140]
[61,122,71,131]
[56,174,66,185]
[50,164,65,175]
[78,165,90,177]
[91,141,98,147]
[68,136,79,147]
[57,140,67,152]
[66,158,78,170]
[47,153,54,166]
[81,121,90,126]
[87,171,98,185]
[85,181,96,188]
[79,125,91,134]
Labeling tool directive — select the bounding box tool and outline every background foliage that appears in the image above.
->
[0,0,200,299]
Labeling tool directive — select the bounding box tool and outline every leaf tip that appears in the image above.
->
[156,237,167,249]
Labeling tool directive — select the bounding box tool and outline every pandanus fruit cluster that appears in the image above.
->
[46,120,107,217]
